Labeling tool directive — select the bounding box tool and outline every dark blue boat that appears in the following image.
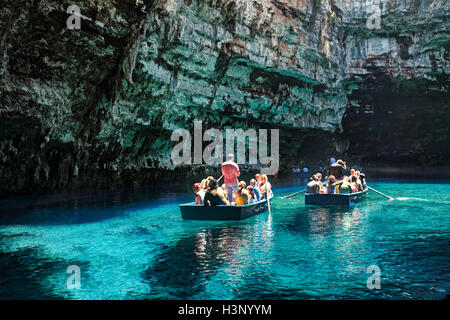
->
[179,195,273,220]
[305,189,368,206]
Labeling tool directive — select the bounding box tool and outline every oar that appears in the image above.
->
[264,176,272,215]
[281,189,306,199]
[367,185,394,200]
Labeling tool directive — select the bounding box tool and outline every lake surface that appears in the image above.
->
[0,180,449,300]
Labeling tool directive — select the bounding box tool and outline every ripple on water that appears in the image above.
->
[0,181,449,299]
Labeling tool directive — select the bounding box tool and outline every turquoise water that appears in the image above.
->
[0,180,449,300]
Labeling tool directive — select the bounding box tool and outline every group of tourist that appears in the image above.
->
[193,156,366,204]
[193,154,272,206]
[306,159,367,194]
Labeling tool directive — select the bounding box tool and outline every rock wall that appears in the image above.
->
[339,0,449,166]
[0,0,448,193]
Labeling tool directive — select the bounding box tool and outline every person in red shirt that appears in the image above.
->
[221,154,240,203]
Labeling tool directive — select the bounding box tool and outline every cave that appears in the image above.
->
[0,0,449,304]
[0,0,448,193]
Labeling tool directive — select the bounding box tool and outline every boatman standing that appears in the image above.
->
[221,153,240,203]
[328,159,347,180]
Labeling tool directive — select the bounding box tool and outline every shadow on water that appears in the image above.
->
[0,245,88,300]
[0,186,190,226]
[141,225,248,299]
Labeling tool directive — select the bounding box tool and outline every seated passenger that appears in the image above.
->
[359,173,367,189]
[306,175,320,194]
[319,182,326,193]
[194,179,208,204]
[200,179,208,190]
[249,179,261,201]
[350,175,358,193]
[337,176,352,194]
[204,178,229,206]
[326,175,337,194]
[193,183,204,204]
[236,181,250,205]
[247,186,258,203]
[314,173,326,193]
[355,171,364,191]
[235,188,249,205]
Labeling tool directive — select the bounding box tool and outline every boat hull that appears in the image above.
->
[180,196,272,221]
[305,189,368,206]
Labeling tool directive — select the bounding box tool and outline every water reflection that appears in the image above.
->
[283,205,368,237]
[142,226,247,299]
[141,211,277,299]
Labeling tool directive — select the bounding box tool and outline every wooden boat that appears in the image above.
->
[305,189,368,206]
[179,195,273,221]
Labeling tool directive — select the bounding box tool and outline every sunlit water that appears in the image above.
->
[0,180,449,300]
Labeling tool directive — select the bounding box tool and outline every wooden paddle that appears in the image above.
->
[281,188,306,199]
[265,177,272,215]
[367,185,394,200]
